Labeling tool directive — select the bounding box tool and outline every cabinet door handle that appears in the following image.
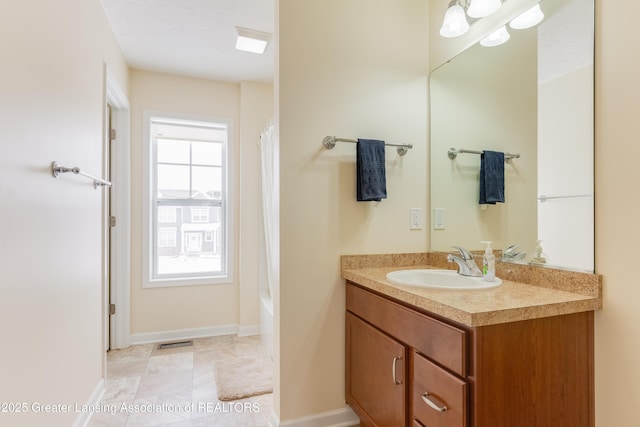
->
[392,356,403,385]
[421,392,448,412]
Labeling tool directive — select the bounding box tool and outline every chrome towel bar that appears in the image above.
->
[448,147,520,162]
[51,161,112,189]
[538,194,592,203]
[322,136,413,156]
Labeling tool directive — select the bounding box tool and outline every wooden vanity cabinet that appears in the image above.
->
[345,282,595,427]
[346,312,406,426]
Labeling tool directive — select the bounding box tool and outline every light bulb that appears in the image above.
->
[480,25,510,47]
[467,0,502,19]
[440,4,470,38]
[510,4,544,30]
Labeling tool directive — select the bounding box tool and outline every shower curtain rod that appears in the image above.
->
[322,136,412,156]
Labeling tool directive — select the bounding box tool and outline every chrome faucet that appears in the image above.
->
[502,244,527,261]
[447,246,483,277]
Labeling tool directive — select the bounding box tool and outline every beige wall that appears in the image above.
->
[430,30,538,252]
[129,70,273,337]
[595,1,640,425]
[129,70,239,335]
[239,81,274,329]
[129,70,240,335]
[0,0,128,426]
[277,0,429,420]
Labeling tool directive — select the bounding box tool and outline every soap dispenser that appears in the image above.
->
[530,240,548,265]
[481,241,496,282]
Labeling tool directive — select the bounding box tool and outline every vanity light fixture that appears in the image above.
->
[509,4,545,29]
[467,0,502,18]
[440,0,470,38]
[235,27,272,54]
[440,0,503,39]
[480,25,510,47]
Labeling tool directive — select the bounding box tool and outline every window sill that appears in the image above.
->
[143,275,233,288]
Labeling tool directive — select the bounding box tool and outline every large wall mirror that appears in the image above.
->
[430,0,594,272]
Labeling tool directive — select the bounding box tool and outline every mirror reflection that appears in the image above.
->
[430,0,594,272]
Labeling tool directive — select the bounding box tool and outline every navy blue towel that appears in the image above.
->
[356,139,387,202]
[479,150,505,204]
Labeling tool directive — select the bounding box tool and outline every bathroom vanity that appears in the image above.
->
[342,253,601,427]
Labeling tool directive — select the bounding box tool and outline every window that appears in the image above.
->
[143,113,233,287]
[158,206,178,223]
[191,208,210,223]
[158,228,177,248]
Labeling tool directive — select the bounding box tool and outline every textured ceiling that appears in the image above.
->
[538,0,593,83]
[100,0,274,83]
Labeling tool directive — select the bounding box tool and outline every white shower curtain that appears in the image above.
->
[259,121,279,300]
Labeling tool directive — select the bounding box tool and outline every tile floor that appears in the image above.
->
[88,335,273,427]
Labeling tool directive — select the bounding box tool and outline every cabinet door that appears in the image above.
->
[346,312,406,427]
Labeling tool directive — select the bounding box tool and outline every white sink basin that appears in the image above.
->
[386,269,502,290]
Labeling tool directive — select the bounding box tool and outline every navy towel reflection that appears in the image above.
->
[479,150,505,204]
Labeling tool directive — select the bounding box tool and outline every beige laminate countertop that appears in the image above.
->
[341,253,602,327]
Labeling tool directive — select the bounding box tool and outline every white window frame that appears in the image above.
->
[142,111,234,287]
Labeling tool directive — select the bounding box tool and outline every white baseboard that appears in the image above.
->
[130,324,259,345]
[270,407,359,427]
[73,379,105,427]
[238,324,260,337]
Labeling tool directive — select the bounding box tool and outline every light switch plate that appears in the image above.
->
[410,208,423,230]
[434,208,445,230]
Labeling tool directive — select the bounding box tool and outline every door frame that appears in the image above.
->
[104,66,131,351]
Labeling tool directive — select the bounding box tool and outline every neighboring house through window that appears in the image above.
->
[158,228,177,248]
[158,206,178,223]
[143,113,233,287]
[191,208,210,223]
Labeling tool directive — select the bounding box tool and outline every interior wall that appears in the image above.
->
[594,0,640,425]
[129,69,241,336]
[0,0,128,426]
[239,81,274,331]
[538,66,594,270]
[278,0,429,420]
[430,31,538,253]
